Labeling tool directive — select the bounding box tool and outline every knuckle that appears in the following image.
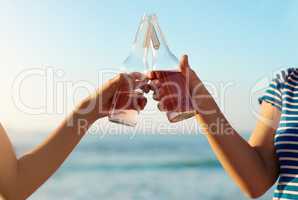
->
[117,73,125,82]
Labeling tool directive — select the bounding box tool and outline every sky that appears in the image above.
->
[1,0,298,136]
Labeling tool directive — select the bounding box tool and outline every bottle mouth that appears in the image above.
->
[142,13,157,21]
[142,14,160,49]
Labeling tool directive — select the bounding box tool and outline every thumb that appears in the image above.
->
[179,54,190,76]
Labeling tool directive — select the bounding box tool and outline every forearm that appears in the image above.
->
[194,83,275,197]
[14,98,98,200]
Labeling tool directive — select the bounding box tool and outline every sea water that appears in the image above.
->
[14,134,273,200]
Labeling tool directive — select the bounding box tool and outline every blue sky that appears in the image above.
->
[1,0,298,134]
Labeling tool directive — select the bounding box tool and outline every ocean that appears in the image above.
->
[14,134,273,200]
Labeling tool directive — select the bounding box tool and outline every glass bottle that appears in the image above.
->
[149,14,196,122]
[108,15,151,126]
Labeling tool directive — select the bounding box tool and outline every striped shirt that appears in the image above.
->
[259,68,298,199]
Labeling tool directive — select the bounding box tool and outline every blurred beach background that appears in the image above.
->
[13,133,273,200]
[1,0,298,199]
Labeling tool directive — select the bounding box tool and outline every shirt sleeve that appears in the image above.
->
[258,70,289,111]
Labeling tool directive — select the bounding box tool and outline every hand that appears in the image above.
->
[179,55,202,94]
[77,72,148,120]
[148,55,203,112]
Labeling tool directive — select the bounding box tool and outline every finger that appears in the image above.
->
[126,94,147,111]
[132,92,145,107]
[147,71,155,80]
[149,79,162,92]
[135,80,149,90]
[152,87,165,101]
[159,96,180,112]
[140,84,151,93]
[179,54,190,75]
[161,95,192,112]
[182,54,189,66]
[137,96,147,110]
[152,91,160,101]
[119,73,146,91]
[157,102,167,112]
[157,101,175,112]
[112,91,142,110]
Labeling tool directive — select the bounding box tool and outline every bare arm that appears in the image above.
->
[0,100,97,200]
[195,90,280,198]
[151,55,280,198]
[0,73,146,200]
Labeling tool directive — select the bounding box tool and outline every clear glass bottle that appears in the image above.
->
[108,15,151,126]
[149,14,196,122]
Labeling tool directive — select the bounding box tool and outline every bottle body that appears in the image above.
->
[108,14,195,126]
[108,15,150,127]
[108,90,140,127]
[149,15,196,122]
[150,70,195,123]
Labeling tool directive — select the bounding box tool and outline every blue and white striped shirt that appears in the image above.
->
[259,68,298,199]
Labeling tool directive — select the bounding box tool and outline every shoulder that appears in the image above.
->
[273,68,296,84]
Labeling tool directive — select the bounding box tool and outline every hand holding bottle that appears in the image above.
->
[148,55,202,115]
[81,72,147,121]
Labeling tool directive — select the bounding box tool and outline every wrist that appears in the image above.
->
[75,97,100,123]
[190,79,206,105]
[190,80,218,116]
